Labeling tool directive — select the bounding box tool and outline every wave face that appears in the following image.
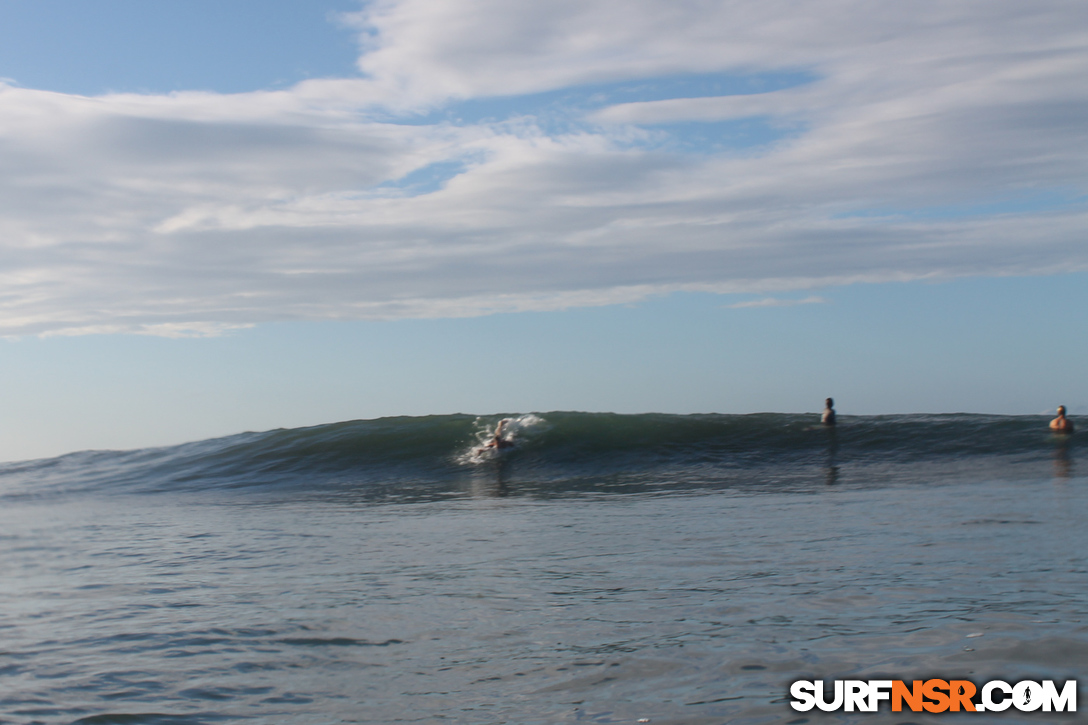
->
[0,412,1079,502]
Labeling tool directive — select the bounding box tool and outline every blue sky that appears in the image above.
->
[0,0,1086,460]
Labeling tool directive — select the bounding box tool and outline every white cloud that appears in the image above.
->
[588,91,814,125]
[1,0,1087,335]
[728,296,828,309]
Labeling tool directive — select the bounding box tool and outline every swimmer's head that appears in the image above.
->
[1058,405,1067,416]
[825,398,834,408]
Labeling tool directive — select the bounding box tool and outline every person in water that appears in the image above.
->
[1050,405,1074,434]
[821,398,836,426]
[479,418,515,451]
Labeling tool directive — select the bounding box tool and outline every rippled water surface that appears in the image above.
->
[2,467,1085,724]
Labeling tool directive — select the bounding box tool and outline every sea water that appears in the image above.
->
[0,413,1084,724]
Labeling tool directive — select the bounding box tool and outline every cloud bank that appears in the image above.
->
[2,0,1087,335]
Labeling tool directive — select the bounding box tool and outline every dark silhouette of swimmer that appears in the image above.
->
[821,398,836,426]
[478,418,515,452]
[1050,405,1074,434]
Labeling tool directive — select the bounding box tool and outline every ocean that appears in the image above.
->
[0,412,1083,724]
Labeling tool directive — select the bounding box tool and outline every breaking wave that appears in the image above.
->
[0,412,1079,503]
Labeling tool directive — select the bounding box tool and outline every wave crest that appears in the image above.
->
[0,412,1077,502]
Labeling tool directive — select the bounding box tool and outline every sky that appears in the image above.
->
[0,0,1086,461]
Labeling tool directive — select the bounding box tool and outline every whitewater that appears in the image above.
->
[0,412,1084,724]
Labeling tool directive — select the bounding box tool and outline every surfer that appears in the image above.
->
[1050,405,1074,434]
[478,418,515,452]
[821,398,836,426]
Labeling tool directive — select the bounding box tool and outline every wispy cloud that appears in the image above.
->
[0,0,1086,335]
[728,296,828,309]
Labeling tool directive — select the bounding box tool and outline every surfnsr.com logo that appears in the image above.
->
[789,679,1077,713]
